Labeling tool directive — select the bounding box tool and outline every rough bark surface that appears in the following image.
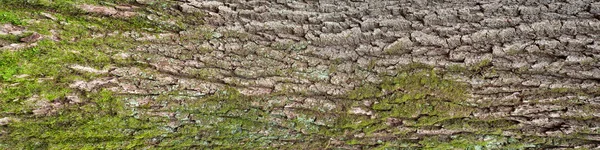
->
[89,0,600,149]
[2,0,600,149]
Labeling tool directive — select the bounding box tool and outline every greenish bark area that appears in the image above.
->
[1,1,599,149]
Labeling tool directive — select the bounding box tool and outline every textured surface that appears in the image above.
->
[79,0,600,149]
[1,0,600,149]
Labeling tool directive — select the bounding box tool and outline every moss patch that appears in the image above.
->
[0,1,189,148]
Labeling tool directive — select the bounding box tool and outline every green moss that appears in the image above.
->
[0,0,183,34]
[3,86,298,149]
[188,68,219,80]
[1,90,143,149]
[339,64,475,144]
[332,63,553,148]
[446,64,468,74]
[0,10,25,25]
[348,84,380,100]
[0,32,32,43]
[469,59,491,73]
[0,40,90,103]
[367,59,377,70]
[384,70,468,102]
[0,4,160,103]
[0,1,189,148]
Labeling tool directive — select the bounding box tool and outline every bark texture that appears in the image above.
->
[79,0,600,149]
[2,0,600,149]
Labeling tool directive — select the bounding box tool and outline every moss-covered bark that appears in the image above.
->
[1,0,600,149]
